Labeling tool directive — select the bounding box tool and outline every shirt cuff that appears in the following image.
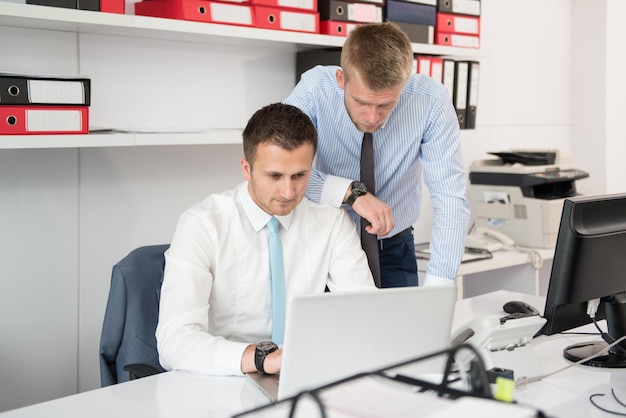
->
[321,175,354,207]
[423,274,456,287]
[214,341,251,376]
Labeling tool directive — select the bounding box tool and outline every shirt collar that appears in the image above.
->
[238,182,294,232]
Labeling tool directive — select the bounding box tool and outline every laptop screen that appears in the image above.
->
[272,285,457,400]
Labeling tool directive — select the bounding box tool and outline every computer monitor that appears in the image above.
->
[541,192,626,368]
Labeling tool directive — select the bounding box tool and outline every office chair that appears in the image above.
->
[99,244,170,386]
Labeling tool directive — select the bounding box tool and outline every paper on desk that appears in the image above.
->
[415,243,492,263]
[318,376,538,418]
[320,376,451,417]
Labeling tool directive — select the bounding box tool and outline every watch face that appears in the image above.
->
[255,341,278,374]
[346,181,368,206]
[257,341,278,353]
[352,181,367,195]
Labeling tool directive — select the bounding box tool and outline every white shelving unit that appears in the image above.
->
[0,129,242,149]
[0,2,485,149]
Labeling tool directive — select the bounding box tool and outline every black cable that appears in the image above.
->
[593,317,604,334]
[288,390,327,418]
[584,320,626,415]
[613,389,626,408]
[589,392,626,416]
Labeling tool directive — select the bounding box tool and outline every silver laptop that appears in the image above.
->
[247,285,457,401]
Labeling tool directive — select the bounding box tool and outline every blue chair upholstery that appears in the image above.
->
[99,244,170,386]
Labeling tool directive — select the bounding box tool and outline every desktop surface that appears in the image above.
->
[0,372,267,418]
[2,290,625,418]
[455,291,626,417]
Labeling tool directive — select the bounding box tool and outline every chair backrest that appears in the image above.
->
[99,244,170,386]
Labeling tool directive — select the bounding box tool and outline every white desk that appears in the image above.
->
[454,291,626,417]
[2,290,623,418]
[418,249,555,299]
[0,371,269,418]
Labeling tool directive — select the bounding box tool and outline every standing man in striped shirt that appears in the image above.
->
[284,22,470,288]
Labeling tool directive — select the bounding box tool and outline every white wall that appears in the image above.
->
[604,1,626,194]
[3,0,616,412]
[0,25,81,411]
[0,148,79,409]
[413,0,572,242]
[571,0,626,196]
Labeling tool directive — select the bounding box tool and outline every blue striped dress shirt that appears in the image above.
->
[284,65,470,282]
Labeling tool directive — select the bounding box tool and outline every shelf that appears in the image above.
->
[0,2,486,56]
[0,2,487,150]
[0,129,243,149]
[0,128,484,149]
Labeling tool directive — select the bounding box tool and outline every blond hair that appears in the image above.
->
[340,22,414,90]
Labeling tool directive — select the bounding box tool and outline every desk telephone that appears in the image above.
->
[450,302,546,379]
[465,227,516,252]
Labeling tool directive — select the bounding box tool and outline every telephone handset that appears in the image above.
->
[450,314,546,378]
[451,314,545,351]
[465,227,516,252]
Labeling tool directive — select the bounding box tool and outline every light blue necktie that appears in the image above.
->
[267,217,285,344]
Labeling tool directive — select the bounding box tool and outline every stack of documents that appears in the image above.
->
[0,72,91,135]
[415,242,492,263]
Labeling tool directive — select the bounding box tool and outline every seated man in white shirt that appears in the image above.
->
[156,103,375,377]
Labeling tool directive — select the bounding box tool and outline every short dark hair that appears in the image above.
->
[242,103,318,164]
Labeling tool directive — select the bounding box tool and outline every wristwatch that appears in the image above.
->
[255,341,279,374]
[345,181,368,206]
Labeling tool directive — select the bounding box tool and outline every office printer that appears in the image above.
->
[469,149,589,248]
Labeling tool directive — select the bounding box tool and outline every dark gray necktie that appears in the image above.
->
[360,132,381,287]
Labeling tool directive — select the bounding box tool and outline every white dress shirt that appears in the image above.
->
[156,182,375,376]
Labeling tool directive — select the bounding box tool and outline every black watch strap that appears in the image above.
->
[254,341,278,374]
[345,181,368,206]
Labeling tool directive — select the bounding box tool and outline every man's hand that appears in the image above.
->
[262,349,282,375]
[352,193,394,236]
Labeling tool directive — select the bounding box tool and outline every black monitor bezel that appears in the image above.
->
[541,193,626,367]
[542,193,626,336]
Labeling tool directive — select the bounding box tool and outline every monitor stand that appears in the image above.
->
[564,340,626,368]
[563,298,626,368]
